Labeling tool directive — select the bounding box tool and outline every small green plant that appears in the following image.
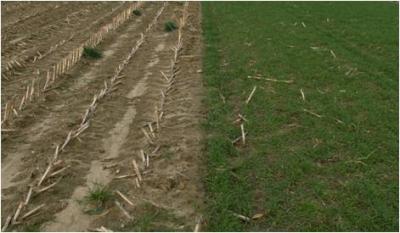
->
[23,223,41,232]
[132,9,142,16]
[119,203,188,231]
[83,47,102,59]
[84,183,112,208]
[164,21,177,32]
[164,150,174,160]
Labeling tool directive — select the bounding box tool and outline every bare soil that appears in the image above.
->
[1,2,204,231]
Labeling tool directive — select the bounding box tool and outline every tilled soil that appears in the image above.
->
[2,2,59,30]
[1,1,204,231]
[1,1,124,98]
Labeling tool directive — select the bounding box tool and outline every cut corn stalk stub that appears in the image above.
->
[194,216,203,232]
[330,49,337,58]
[49,165,69,177]
[115,190,134,206]
[238,114,248,122]
[37,179,61,194]
[60,131,73,151]
[246,86,257,104]
[141,128,154,144]
[300,88,306,101]
[232,212,251,222]
[12,202,24,225]
[13,108,19,117]
[252,213,265,220]
[140,150,146,164]
[146,153,149,168]
[303,108,323,118]
[53,145,60,162]
[115,174,135,179]
[135,177,141,188]
[232,132,248,144]
[38,162,52,186]
[24,186,33,205]
[114,200,133,220]
[19,96,25,110]
[1,215,12,231]
[132,159,142,181]
[148,123,155,138]
[21,204,45,220]
[240,124,246,145]
[155,106,160,130]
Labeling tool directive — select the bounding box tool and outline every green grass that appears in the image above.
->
[132,9,142,16]
[164,21,177,32]
[83,47,102,59]
[83,183,112,210]
[118,204,190,231]
[202,2,398,231]
[23,223,41,232]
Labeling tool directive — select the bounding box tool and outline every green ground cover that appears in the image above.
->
[202,2,398,231]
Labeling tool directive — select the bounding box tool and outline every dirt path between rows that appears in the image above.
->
[2,2,204,231]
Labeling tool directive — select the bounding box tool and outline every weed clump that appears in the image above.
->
[132,9,142,16]
[164,21,177,32]
[83,47,102,59]
[84,183,112,208]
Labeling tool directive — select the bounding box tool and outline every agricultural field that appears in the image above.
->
[202,1,398,232]
[1,1,398,232]
[1,2,203,231]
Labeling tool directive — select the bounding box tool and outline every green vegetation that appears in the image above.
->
[119,204,190,231]
[23,223,41,232]
[164,21,177,32]
[83,47,102,59]
[84,183,112,209]
[202,2,398,231]
[132,9,142,16]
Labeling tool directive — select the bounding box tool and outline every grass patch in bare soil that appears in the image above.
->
[132,9,142,16]
[23,223,41,232]
[164,21,177,32]
[83,47,102,59]
[118,204,190,231]
[82,183,113,214]
[202,2,398,231]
